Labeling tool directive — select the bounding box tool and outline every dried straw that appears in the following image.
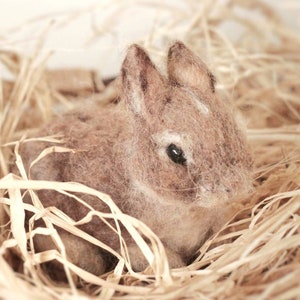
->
[1,0,300,299]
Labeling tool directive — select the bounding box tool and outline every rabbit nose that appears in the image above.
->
[198,178,230,193]
[200,183,231,194]
[196,172,253,207]
[196,190,228,207]
[196,184,230,207]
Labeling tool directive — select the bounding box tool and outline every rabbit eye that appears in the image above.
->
[166,144,187,165]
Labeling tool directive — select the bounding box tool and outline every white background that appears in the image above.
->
[0,0,299,78]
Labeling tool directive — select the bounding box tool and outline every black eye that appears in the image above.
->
[166,144,187,165]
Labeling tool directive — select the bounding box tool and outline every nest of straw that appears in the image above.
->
[1,0,300,299]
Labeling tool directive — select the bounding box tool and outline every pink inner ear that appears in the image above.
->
[120,44,166,118]
[167,41,215,93]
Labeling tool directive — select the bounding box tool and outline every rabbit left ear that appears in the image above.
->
[167,41,216,93]
[121,44,166,119]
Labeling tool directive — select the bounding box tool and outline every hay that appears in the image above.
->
[1,0,300,299]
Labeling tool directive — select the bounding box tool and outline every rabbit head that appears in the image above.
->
[121,41,252,208]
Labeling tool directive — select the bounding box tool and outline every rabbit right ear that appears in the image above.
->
[121,44,166,120]
[168,41,216,93]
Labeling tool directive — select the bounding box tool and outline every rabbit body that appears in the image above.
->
[18,42,252,276]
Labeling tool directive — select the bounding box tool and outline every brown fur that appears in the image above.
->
[15,41,252,277]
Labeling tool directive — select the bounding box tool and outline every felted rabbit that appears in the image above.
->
[15,41,252,278]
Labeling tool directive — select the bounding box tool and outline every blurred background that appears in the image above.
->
[0,0,299,78]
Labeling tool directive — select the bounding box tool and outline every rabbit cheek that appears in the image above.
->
[153,163,196,202]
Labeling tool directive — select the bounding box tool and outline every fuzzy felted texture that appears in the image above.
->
[13,41,252,279]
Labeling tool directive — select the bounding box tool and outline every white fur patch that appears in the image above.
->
[131,89,144,115]
[194,98,210,115]
[184,88,210,115]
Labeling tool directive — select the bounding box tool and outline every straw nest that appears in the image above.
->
[1,0,299,299]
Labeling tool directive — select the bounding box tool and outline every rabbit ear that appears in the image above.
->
[167,41,216,93]
[121,44,165,119]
